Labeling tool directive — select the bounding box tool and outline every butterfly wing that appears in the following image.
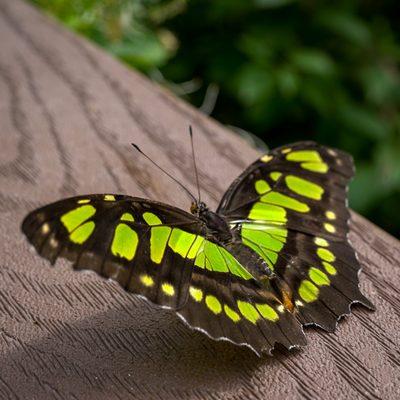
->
[22,194,306,355]
[22,194,204,309]
[177,266,306,355]
[217,141,374,331]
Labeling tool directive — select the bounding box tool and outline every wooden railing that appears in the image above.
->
[0,1,399,399]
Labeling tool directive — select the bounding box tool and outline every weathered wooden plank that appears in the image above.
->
[0,1,399,399]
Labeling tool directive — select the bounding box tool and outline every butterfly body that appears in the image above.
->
[194,205,273,282]
[22,141,373,355]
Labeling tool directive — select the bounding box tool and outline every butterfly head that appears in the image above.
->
[190,201,208,216]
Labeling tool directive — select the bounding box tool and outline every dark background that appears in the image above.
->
[31,0,400,238]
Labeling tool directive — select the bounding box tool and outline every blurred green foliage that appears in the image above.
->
[32,0,400,237]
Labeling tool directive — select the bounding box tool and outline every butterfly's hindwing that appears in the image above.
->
[177,268,306,354]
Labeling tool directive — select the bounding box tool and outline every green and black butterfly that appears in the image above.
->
[22,140,374,356]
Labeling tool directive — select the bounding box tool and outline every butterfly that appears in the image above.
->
[21,140,374,356]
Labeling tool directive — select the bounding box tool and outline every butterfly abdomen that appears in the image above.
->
[225,242,274,280]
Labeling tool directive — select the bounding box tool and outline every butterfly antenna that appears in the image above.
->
[131,143,197,203]
[189,125,201,203]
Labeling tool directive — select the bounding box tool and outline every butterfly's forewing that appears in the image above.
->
[22,194,306,354]
[217,141,374,331]
[22,195,203,309]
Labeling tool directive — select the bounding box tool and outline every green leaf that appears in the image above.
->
[275,68,298,98]
[318,10,371,46]
[108,33,170,70]
[291,50,335,77]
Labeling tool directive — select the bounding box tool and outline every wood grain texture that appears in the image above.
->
[0,1,399,399]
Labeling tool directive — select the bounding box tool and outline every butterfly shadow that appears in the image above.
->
[0,287,297,399]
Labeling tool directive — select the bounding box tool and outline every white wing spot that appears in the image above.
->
[277,305,285,313]
[41,223,50,234]
[260,154,273,163]
[295,300,304,307]
[327,149,337,156]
